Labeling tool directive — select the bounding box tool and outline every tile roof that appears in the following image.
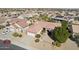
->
[10,18,28,28]
[27,21,61,34]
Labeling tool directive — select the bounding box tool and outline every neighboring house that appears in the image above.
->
[9,12,20,18]
[9,18,29,32]
[27,21,61,37]
[51,16,74,22]
[25,14,33,18]
[18,14,28,19]
[72,24,79,35]
[18,13,39,19]
[64,16,74,22]
[18,15,25,19]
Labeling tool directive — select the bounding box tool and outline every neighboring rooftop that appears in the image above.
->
[10,18,29,28]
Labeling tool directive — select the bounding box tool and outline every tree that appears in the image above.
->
[61,20,68,29]
[12,32,19,37]
[19,34,22,37]
[51,20,70,43]
[12,32,23,38]
[0,25,5,29]
[39,14,49,21]
[53,27,70,43]
[35,39,40,43]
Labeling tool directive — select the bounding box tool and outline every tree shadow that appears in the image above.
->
[47,30,56,42]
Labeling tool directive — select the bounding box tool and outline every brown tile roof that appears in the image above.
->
[10,18,29,28]
[27,21,61,34]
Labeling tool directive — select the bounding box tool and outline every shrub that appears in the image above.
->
[53,27,70,43]
[52,41,61,47]
[0,25,5,29]
[52,42,56,45]
[19,34,22,37]
[12,32,19,37]
[41,28,46,34]
[12,32,23,38]
[61,20,68,29]
[35,34,41,38]
[35,39,40,43]
[52,20,70,43]
[55,41,61,47]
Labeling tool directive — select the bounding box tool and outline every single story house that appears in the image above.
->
[64,16,74,22]
[27,21,61,36]
[18,14,29,19]
[51,16,74,22]
[9,18,30,32]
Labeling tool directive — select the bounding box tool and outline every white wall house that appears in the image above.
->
[27,21,61,37]
[27,32,36,37]
[9,18,29,33]
[27,28,42,37]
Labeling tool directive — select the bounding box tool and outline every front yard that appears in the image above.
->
[0,26,79,50]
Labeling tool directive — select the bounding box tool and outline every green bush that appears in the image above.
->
[52,41,61,47]
[39,14,49,21]
[55,41,61,47]
[19,34,22,37]
[12,32,22,38]
[0,25,5,29]
[52,20,70,43]
[35,39,40,43]
[53,27,70,43]
[61,20,68,29]
[12,32,19,37]
[35,34,41,38]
